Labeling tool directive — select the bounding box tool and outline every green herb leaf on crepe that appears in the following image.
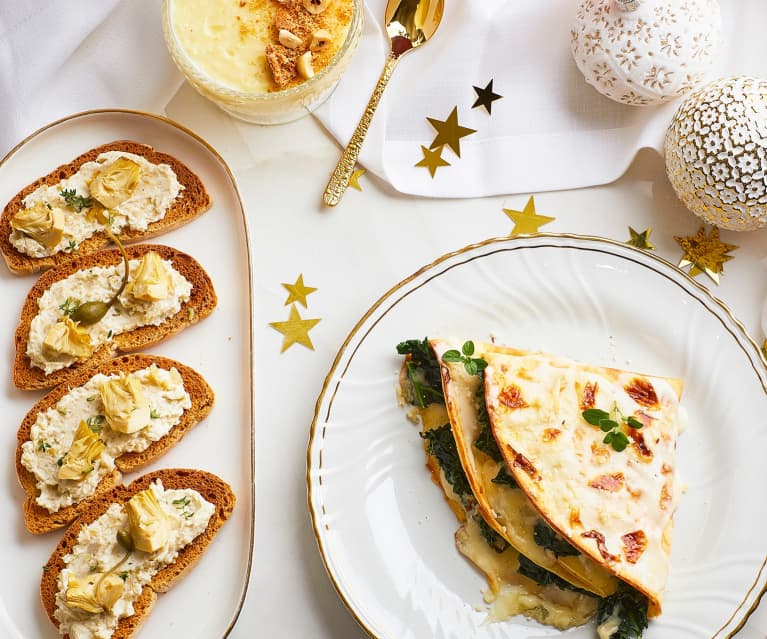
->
[420,424,471,500]
[582,402,644,453]
[517,554,595,597]
[396,338,444,407]
[442,341,488,377]
[533,520,580,557]
[596,583,649,639]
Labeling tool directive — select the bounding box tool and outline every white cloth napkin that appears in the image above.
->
[0,0,183,157]
[314,0,767,198]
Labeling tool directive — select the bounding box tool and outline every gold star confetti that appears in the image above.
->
[415,145,451,178]
[282,274,317,308]
[269,304,321,353]
[427,106,477,157]
[503,196,556,236]
[626,227,656,250]
[674,226,738,285]
[472,79,503,114]
[762,339,767,361]
[348,168,366,191]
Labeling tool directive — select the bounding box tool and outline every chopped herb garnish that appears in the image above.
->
[58,297,80,317]
[42,565,50,573]
[56,456,64,467]
[86,415,105,432]
[441,340,488,377]
[60,188,93,213]
[582,403,643,453]
[396,338,443,408]
[596,583,649,639]
[476,515,509,553]
[188,307,196,321]
[65,239,78,252]
[89,561,99,572]
[45,202,53,210]
[86,395,98,402]
[517,554,595,597]
[107,329,113,339]
[533,519,580,557]
[150,408,160,419]
[420,424,471,500]
[119,571,128,582]
[173,496,191,507]
[37,440,52,453]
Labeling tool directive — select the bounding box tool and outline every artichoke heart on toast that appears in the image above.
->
[88,156,141,209]
[11,201,65,248]
[65,573,124,614]
[42,318,93,360]
[100,373,151,434]
[125,251,172,302]
[126,487,170,553]
[58,420,105,481]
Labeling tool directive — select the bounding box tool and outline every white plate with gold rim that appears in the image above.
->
[307,234,767,639]
[0,110,253,639]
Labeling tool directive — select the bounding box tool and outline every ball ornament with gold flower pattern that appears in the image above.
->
[665,76,767,231]
[571,0,722,106]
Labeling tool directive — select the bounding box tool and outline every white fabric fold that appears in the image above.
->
[313,0,767,198]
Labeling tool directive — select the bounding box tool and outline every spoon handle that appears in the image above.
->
[323,52,400,207]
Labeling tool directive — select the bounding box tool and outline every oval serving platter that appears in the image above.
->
[0,110,254,639]
[308,234,767,639]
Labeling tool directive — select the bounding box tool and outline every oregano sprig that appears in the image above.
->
[442,341,488,376]
[582,403,643,452]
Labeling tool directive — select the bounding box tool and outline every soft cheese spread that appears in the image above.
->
[53,481,214,639]
[10,151,182,258]
[21,366,191,512]
[27,255,192,374]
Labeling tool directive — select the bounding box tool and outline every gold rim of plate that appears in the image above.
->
[306,232,767,639]
[0,108,256,639]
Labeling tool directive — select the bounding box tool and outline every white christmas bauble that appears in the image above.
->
[571,0,722,106]
[665,76,767,232]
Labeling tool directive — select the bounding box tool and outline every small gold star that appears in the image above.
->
[503,196,555,236]
[415,145,451,178]
[348,168,366,191]
[427,106,477,157]
[762,339,767,361]
[675,226,738,285]
[282,274,317,308]
[626,227,656,250]
[269,304,321,353]
[472,79,503,114]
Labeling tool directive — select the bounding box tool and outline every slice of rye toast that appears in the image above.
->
[16,353,215,534]
[0,140,211,275]
[40,469,235,639]
[13,243,217,391]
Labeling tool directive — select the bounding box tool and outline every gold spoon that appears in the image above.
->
[322,0,444,207]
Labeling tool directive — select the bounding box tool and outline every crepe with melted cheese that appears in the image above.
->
[431,338,620,599]
[482,349,685,616]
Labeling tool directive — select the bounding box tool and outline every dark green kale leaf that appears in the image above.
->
[516,555,595,597]
[475,515,509,554]
[596,584,649,639]
[472,382,504,462]
[533,519,580,558]
[396,338,444,407]
[491,466,518,488]
[420,424,470,500]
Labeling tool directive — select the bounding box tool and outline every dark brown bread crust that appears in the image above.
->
[12,244,217,391]
[16,354,215,534]
[40,469,235,638]
[0,140,211,274]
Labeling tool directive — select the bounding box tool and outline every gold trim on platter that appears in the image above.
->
[0,108,256,639]
[306,232,767,639]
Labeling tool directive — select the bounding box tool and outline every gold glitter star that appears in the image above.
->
[626,227,656,250]
[427,107,477,157]
[675,226,738,285]
[472,79,503,114]
[269,304,321,353]
[348,168,366,191]
[503,196,555,236]
[282,274,317,308]
[415,145,451,178]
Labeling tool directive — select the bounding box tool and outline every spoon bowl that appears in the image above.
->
[323,0,444,207]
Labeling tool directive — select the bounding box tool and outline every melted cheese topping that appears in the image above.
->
[484,351,685,614]
[431,338,619,598]
[27,257,192,374]
[54,481,214,639]
[20,366,191,512]
[10,152,182,258]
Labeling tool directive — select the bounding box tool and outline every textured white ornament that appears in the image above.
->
[665,76,767,232]
[571,0,722,106]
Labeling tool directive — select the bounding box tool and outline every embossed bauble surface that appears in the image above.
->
[571,0,722,106]
[665,76,767,231]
